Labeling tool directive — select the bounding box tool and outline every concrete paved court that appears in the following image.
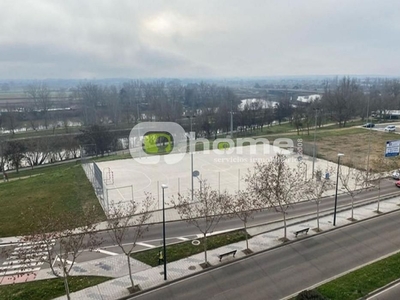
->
[94,144,352,215]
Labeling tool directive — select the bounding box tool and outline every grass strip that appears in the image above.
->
[131,230,249,267]
[316,251,400,299]
[0,276,111,300]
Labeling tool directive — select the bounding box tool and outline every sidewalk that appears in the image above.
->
[45,195,400,300]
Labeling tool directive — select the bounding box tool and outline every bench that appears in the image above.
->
[218,250,237,262]
[294,228,309,237]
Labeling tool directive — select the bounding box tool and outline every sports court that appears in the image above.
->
[88,143,348,215]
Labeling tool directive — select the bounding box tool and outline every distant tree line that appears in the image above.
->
[1,77,400,172]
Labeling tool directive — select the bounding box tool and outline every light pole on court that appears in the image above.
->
[333,153,344,226]
[161,184,168,280]
[186,115,196,202]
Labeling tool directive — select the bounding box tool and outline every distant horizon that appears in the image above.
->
[0,74,399,84]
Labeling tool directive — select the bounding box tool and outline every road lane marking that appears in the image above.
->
[136,242,156,248]
[95,249,119,256]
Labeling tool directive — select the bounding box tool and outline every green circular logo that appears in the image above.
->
[143,132,173,155]
[217,142,230,150]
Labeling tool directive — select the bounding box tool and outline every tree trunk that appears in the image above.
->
[351,196,354,220]
[377,185,381,213]
[244,220,249,250]
[127,254,135,288]
[203,233,208,264]
[316,202,320,230]
[283,212,287,239]
[63,268,71,300]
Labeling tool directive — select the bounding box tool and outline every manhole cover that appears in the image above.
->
[188,266,196,270]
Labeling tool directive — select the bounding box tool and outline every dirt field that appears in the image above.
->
[265,126,400,172]
[315,129,400,172]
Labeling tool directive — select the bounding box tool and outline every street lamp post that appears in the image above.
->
[161,184,168,280]
[312,109,319,178]
[365,94,372,182]
[333,153,344,226]
[186,115,196,202]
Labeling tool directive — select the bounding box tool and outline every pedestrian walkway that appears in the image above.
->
[0,240,56,284]
[48,194,400,300]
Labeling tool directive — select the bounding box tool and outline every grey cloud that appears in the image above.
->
[1,0,400,79]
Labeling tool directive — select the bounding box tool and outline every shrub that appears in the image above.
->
[296,289,327,300]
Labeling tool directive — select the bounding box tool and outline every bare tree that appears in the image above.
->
[339,166,366,221]
[321,77,363,127]
[367,157,394,213]
[3,103,18,135]
[4,140,27,173]
[77,124,115,157]
[10,205,102,300]
[231,190,262,252]
[304,168,335,231]
[106,195,154,292]
[65,136,80,159]
[77,83,105,125]
[171,181,231,266]
[246,154,304,240]
[24,137,50,168]
[25,84,52,129]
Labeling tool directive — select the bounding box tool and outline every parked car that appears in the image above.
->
[396,180,400,188]
[393,170,400,180]
[384,125,396,132]
[362,123,375,128]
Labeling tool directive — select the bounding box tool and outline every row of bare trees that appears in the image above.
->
[2,77,400,137]
[0,136,80,173]
[0,124,119,173]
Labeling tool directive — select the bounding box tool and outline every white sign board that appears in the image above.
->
[385,140,400,157]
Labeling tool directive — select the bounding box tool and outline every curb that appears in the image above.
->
[359,278,400,299]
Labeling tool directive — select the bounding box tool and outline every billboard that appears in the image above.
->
[385,140,400,157]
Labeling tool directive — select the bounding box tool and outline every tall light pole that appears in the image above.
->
[312,108,319,178]
[365,93,372,182]
[186,115,196,202]
[333,153,344,226]
[230,111,233,138]
[161,184,168,280]
[230,98,234,138]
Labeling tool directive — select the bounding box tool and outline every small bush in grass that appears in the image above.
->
[296,289,327,300]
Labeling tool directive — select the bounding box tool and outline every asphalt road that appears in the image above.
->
[73,178,400,263]
[94,178,399,244]
[2,179,399,269]
[361,123,400,133]
[367,282,400,300]
[128,209,400,300]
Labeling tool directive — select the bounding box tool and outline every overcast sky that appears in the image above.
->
[1,0,399,80]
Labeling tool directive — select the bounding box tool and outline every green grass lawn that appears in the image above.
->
[0,276,111,300]
[0,163,106,237]
[316,251,400,299]
[132,230,249,267]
